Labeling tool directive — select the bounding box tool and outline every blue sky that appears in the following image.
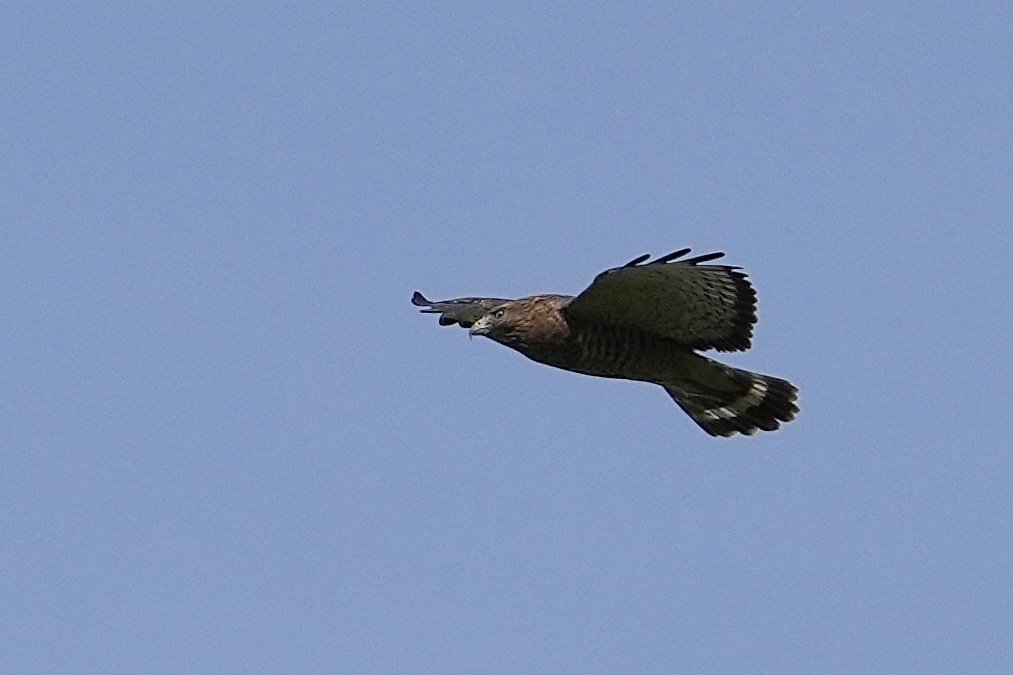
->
[3,2,1011,672]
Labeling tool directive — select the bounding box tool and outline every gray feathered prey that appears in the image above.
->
[413,249,798,437]
[411,293,512,328]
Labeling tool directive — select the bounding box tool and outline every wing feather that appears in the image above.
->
[562,251,757,352]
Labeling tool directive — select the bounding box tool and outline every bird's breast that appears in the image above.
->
[563,326,688,382]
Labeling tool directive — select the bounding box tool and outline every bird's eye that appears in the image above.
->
[494,309,505,319]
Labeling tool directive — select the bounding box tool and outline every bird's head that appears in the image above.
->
[468,303,513,339]
[467,296,570,352]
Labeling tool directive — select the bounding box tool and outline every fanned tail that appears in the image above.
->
[662,358,798,437]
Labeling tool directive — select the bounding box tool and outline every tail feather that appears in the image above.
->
[662,358,798,437]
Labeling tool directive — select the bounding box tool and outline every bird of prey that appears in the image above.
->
[412,249,798,436]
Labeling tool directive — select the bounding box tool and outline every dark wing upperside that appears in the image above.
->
[562,249,757,352]
[412,291,514,328]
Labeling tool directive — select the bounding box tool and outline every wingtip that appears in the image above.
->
[624,248,724,267]
[683,251,725,265]
[651,248,693,264]
[623,253,652,267]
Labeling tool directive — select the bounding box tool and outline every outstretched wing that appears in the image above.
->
[411,291,514,328]
[562,249,757,352]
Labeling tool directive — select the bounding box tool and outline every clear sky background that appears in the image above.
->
[3,2,1011,672]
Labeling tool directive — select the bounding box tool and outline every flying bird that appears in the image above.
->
[413,249,798,437]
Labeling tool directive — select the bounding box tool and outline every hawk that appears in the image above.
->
[413,249,798,437]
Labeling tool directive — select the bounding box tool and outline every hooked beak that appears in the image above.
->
[469,314,492,336]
